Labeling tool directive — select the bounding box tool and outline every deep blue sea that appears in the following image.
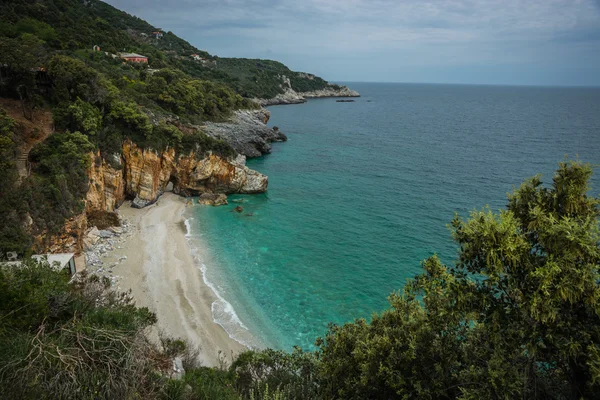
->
[185,83,600,351]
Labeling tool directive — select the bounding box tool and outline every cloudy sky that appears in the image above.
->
[106,0,600,86]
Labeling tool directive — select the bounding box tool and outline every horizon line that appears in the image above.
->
[332,81,600,89]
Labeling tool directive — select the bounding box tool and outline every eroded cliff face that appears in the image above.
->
[87,141,268,211]
[34,212,88,254]
[86,153,126,212]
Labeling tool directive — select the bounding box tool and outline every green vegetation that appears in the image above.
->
[0,259,165,399]
[0,114,95,255]
[0,0,336,101]
[1,161,598,399]
[181,58,332,98]
[3,3,596,397]
[0,109,29,253]
[26,131,95,234]
[0,0,343,254]
[315,161,600,399]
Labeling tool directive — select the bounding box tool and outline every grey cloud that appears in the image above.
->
[105,0,600,85]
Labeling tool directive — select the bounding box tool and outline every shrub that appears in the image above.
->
[0,260,164,399]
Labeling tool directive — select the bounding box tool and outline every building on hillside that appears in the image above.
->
[119,53,148,63]
[0,253,81,275]
[93,45,101,51]
[191,54,201,61]
[152,31,164,39]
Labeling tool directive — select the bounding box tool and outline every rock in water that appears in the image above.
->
[198,193,228,206]
[234,206,244,213]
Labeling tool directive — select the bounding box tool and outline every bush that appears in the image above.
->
[179,130,236,159]
[26,131,94,236]
[0,260,165,399]
[231,348,319,400]
[53,98,102,136]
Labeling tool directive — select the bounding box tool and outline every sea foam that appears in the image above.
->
[183,217,260,349]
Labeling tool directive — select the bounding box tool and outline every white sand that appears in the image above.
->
[101,193,246,367]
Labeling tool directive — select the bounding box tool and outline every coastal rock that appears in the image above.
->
[86,140,268,214]
[180,154,268,194]
[34,212,88,254]
[97,230,114,238]
[198,193,228,206]
[202,110,286,158]
[131,196,154,209]
[108,226,123,235]
[256,87,306,106]
[86,153,125,212]
[122,142,174,208]
[302,86,360,99]
[254,76,360,106]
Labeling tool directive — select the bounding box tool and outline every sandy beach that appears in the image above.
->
[98,193,246,367]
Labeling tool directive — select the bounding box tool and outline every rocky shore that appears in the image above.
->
[255,85,360,106]
[202,109,287,158]
[83,214,134,290]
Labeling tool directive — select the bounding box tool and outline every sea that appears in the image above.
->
[184,83,600,351]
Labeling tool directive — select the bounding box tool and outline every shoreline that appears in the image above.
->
[94,193,247,367]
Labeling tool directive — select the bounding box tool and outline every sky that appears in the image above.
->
[105,0,600,86]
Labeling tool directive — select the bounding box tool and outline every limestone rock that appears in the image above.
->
[35,212,88,254]
[108,226,123,235]
[202,110,286,158]
[97,230,114,238]
[122,142,174,208]
[254,77,360,106]
[198,193,228,206]
[86,153,125,212]
[85,140,268,213]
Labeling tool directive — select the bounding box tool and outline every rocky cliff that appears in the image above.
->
[87,153,126,213]
[254,75,360,106]
[86,140,268,211]
[37,140,268,254]
[201,109,287,158]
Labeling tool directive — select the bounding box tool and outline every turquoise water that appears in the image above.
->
[185,83,600,351]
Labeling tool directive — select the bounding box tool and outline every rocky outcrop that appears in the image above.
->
[198,193,228,206]
[35,212,88,254]
[254,75,360,106]
[301,86,360,99]
[86,141,268,212]
[121,142,175,208]
[87,153,126,212]
[257,88,306,106]
[173,153,268,197]
[202,109,287,158]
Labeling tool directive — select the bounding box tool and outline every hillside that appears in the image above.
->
[2,0,349,255]
[0,0,353,100]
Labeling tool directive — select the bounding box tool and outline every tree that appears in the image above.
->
[317,161,600,399]
[53,97,102,136]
